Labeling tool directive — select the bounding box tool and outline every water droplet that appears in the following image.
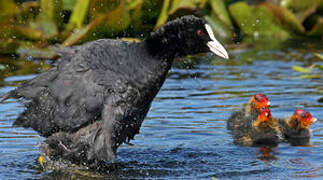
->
[26,56,33,61]
[253,31,259,37]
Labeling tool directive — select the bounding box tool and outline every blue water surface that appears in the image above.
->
[0,39,322,179]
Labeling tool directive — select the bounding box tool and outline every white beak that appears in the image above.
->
[312,118,317,123]
[267,101,270,106]
[205,24,229,59]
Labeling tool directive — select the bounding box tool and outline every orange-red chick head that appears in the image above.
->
[291,109,317,129]
[249,94,270,111]
[257,108,273,123]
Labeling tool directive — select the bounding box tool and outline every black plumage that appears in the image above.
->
[1,15,228,166]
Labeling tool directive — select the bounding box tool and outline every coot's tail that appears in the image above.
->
[0,90,20,103]
[0,67,58,103]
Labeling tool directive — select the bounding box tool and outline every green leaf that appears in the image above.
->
[229,2,290,39]
[66,0,90,30]
[101,0,131,32]
[319,0,323,10]
[292,65,311,73]
[281,0,319,23]
[168,0,206,15]
[295,6,317,24]
[28,0,63,39]
[0,39,19,55]
[141,0,164,23]
[0,0,15,24]
[62,26,90,46]
[314,53,323,60]
[154,0,170,30]
[204,15,232,41]
[0,25,16,39]
[128,0,144,22]
[298,74,321,79]
[281,0,318,12]
[307,17,323,36]
[209,0,232,27]
[29,15,58,39]
[40,0,63,27]
[263,3,305,34]
[63,1,131,46]
[62,0,77,11]
[0,25,43,42]
[89,0,121,20]
[128,0,144,10]
[14,25,42,40]
[315,64,323,71]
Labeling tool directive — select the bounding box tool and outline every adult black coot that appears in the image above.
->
[1,15,228,167]
[278,109,316,145]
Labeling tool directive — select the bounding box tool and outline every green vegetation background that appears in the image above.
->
[0,0,322,101]
[0,0,322,57]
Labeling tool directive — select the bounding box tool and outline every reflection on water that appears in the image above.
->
[258,147,277,161]
[0,39,322,179]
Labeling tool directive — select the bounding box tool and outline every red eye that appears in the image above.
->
[197,30,203,36]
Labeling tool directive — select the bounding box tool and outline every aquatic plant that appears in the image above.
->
[0,0,322,56]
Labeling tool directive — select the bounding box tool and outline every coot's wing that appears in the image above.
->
[0,68,58,101]
[0,45,77,101]
[12,40,131,137]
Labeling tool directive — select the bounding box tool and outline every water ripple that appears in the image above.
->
[0,41,322,179]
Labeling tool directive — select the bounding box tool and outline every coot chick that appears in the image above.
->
[227,94,270,130]
[232,108,281,146]
[0,15,228,167]
[279,109,317,146]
